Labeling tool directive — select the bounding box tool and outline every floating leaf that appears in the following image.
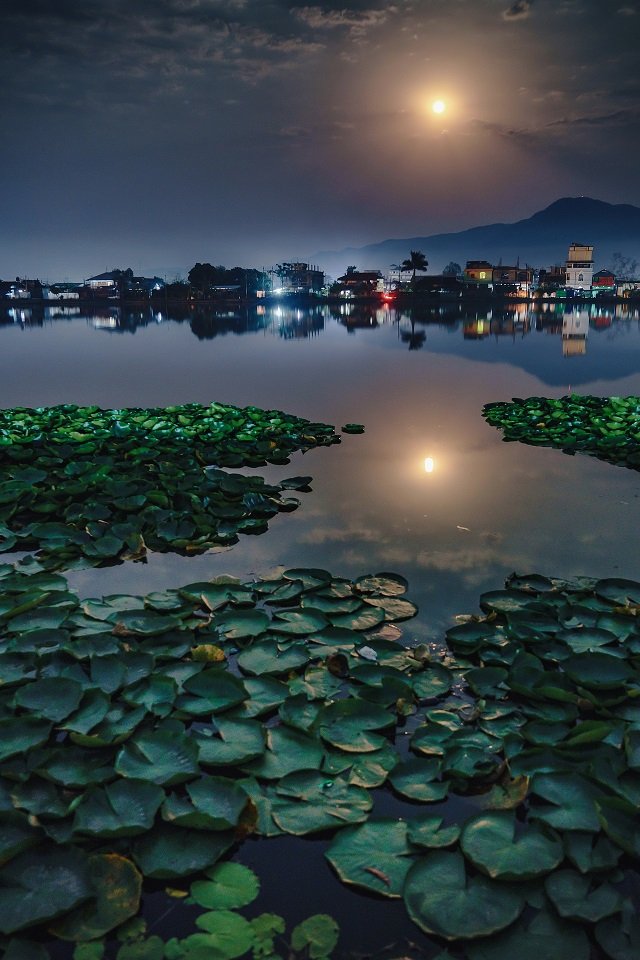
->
[191,863,259,910]
[51,853,142,942]
[460,813,563,881]
[403,850,525,940]
[290,914,340,958]
[132,825,233,879]
[326,819,412,897]
[0,847,92,934]
[544,869,622,922]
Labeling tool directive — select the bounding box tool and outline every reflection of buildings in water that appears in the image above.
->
[562,309,589,357]
[189,309,268,340]
[463,318,491,339]
[267,305,325,339]
[333,303,394,331]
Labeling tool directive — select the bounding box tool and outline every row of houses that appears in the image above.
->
[3,244,639,304]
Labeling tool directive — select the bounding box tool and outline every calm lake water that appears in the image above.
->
[2,298,640,954]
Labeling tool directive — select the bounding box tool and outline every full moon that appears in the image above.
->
[432,100,446,114]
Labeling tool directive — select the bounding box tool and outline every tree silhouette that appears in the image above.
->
[401,250,429,282]
[443,261,462,277]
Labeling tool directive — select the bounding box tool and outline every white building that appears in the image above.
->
[565,244,594,291]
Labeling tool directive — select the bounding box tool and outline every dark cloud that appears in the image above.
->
[502,1,533,19]
[546,107,640,127]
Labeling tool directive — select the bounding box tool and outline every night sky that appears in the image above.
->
[2,0,639,280]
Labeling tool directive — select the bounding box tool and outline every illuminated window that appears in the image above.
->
[480,272,486,279]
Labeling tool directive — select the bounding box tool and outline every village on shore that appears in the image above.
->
[3,242,640,306]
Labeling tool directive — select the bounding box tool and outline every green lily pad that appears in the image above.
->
[544,869,622,922]
[460,812,564,881]
[0,846,92,934]
[132,826,233,879]
[191,863,259,910]
[389,758,448,802]
[319,699,394,752]
[271,771,372,835]
[72,780,164,838]
[406,815,461,849]
[403,850,525,940]
[115,727,200,785]
[325,819,412,897]
[467,907,590,960]
[290,914,340,958]
[51,853,142,941]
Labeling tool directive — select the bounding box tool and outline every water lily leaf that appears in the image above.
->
[325,819,412,897]
[282,568,333,589]
[406,815,460,849]
[544,869,622,922]
[557,627,618,654]
[0,716,52,762]
[529,772,605,831]
[479,775,530,811]
[191,862,259,910]
[132,826,233,879]
[115,728,200,785]
[116,938,164,960]
[72,780,164,838]
[231,676,288,717]
[480,590,545,614]
[363,596,417,621]
[178,668,247,715]
[319,699,394,753]
[270,608,329,635]
[195,718,265,766]
[162,776,249,832]
[289,914,340,959]
[465,667,508,698]
[0,820,41,866]
[172,912,253,959]
[14,676,84,722]
[594,578,640,605]
[330,606,385,632]
[111,610,182,636]
[389,758,448,802]
[595,901,640,960]
[563,831,622,874]
[236,639,309,676]
[271,771,372,834]
[595,795,640,855]
[460,812,563,881]
[563,653,634,690]
[403,850,525,941]
[242,725,323,779]
[412,664,453,700]
[51,853,142,942]
[62,689,112,734]
[467,907,590,960]
[0,846,92,934]
[354,573,408,597]
[214,609,270,639]
[37,746,114,787]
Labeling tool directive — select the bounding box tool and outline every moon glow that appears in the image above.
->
[432,100,446,114]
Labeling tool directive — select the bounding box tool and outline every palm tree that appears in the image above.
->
[401,250,429,283]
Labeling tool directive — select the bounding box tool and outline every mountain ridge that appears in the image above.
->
[313,197,640,278]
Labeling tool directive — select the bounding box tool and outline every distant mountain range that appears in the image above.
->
[313,198,640,278]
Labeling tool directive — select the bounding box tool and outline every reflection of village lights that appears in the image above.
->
[424,457,435,473]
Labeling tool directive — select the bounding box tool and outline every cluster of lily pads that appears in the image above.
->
[482,394,640,470]
[1,561,639,958]
[0,403,342,568]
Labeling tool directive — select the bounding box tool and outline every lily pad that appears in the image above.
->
[403,850,525,941]
[325,819,412,897]
[460,812,564,881]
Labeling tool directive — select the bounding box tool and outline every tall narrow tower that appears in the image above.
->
[565,244,594,291]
